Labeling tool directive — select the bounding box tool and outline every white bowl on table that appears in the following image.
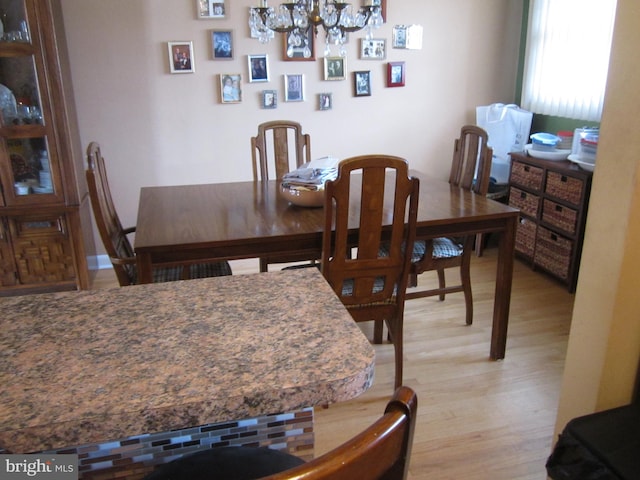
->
[525,144,571,161]
[567,154,595,172]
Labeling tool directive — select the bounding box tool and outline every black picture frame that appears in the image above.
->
[248,54,269,83]
[354,71,371,96]
[211,29,233,60]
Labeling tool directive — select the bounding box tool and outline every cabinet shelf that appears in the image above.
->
[0,124,46,138]
[0,41,35,57]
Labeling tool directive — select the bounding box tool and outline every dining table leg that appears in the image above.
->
[137,252,153,284]
[490,215,517,360]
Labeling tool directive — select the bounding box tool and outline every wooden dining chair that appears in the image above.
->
[261,386,418,480]
[251,120,315,272]
[144,386,417,480]
[251,120,311,182]
[86,142,232,286]
[406,125,493,326]
[322,155,419,390]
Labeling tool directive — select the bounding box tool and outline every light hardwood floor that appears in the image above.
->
[92,246,573,479]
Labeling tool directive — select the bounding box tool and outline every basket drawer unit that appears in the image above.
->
[508,152,592,292]
[545,171,584,206]
[515,216,537,258]
[542,199,578,234]
[511,160,543,191]
[509,187,539,218]
[534,227,572,281]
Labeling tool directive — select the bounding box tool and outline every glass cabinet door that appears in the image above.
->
[0,0,64,206]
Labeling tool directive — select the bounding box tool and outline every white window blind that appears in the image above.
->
[521,0,617,122]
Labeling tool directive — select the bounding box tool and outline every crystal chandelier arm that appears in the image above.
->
[249,0,380,44]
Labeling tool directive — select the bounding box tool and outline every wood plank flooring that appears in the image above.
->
[92,246,573,479]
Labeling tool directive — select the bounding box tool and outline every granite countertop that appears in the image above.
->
[0,268,375,453]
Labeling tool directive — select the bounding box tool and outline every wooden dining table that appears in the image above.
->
[135,171,520,360]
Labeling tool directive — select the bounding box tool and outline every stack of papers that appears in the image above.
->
[282,156,339,190]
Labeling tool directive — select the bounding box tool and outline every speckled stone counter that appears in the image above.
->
[0,268,375,454]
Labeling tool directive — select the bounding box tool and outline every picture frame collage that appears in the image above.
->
[173,0,414,107]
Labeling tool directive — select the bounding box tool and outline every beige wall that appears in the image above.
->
[59,0,523,255]
[554,0,640,434]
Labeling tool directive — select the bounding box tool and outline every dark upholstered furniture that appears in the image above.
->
[547,402,640,480]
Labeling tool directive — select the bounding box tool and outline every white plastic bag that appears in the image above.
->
[476,103,533,184]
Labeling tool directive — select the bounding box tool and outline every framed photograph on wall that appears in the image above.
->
[197,0,226,19]
[354,71,371,96]
[168,41,195,74]
[282,29,315,61]
[211,30,234,60]
[319,93,332,111]
[284,74,305,102]
[360,38,386,60]
[262,90,277,109]
[387,61,405,87]
[324,57,346,81]
[220,73,242,103]
[248,54,269,82]
[392,25,407,49]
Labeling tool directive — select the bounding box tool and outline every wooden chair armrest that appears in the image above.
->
[123,226,136,235]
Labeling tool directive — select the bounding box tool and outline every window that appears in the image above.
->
[521,0,617,122]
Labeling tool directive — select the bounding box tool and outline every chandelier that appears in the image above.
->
[249,0,383,57]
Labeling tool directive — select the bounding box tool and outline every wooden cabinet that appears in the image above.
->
[0,0,94,295]
[508,153,592,292]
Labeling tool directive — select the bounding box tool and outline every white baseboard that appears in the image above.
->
[89,254,113,270]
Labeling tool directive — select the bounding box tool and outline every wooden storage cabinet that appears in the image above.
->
[5,213,75,285]
[508,153,592,292]
[0,0,95,295]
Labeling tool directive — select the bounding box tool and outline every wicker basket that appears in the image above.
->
[511,161,543,191]
[542,199,578,234]
[509,187,540,218]
[545,171,584,206]
[515,216,537,258]
[534,226,572,280]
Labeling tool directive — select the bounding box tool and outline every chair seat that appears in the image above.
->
[411,237,463,262]
[144,446,305,480]
[379,237,463,264]
[142,261,232,284]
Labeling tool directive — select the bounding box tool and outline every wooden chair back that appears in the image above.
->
[449,124,493,195]
[85,142,136,286]
[260,386,418,480]
[406,125,493,325]
[321,155,419,388]
[251,120,311,181]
